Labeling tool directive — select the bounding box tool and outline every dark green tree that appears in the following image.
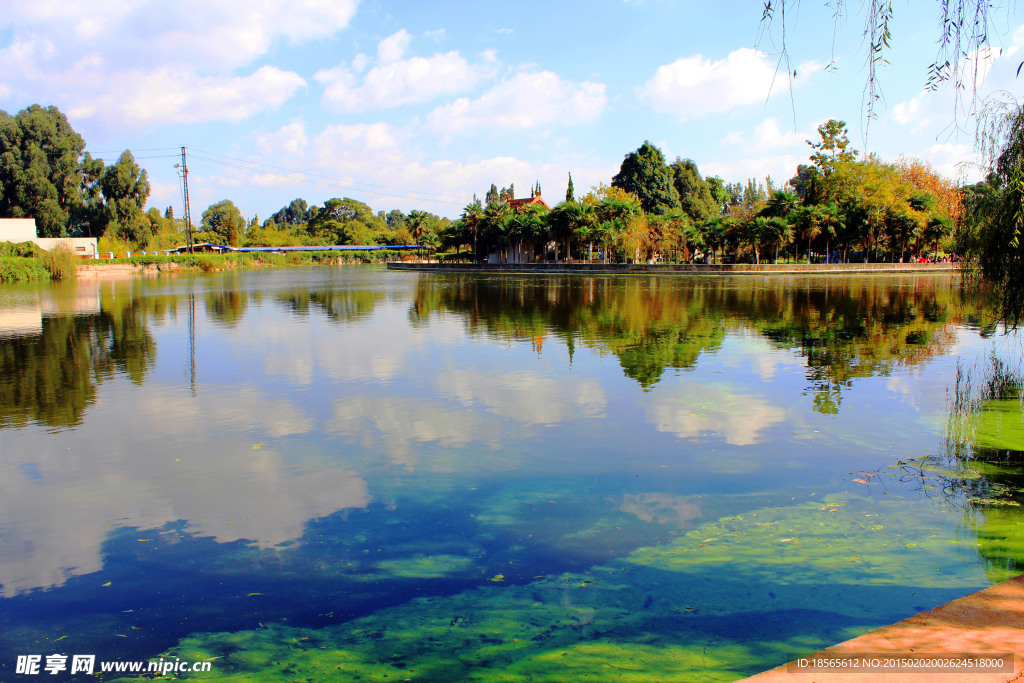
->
[670,158,718,223]
[485,184,499,206]
[307,198,385,245]
[705,176,731,210]
[99,150,151,243]
[201,200,244,242]
[0,105,95,237]
[612,141,680,215]
[385,209,406,229]
[566,172,575,202]
[265,198,309,227]
[787,164,821,202]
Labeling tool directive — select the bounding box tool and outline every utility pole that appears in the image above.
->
[179,146,194,254]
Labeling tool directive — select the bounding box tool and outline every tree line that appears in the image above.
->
[196,196,449,250]
[441,122,964,269]
[1,103,1022,323]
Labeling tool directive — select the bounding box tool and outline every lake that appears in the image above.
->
[0,267,1022,681]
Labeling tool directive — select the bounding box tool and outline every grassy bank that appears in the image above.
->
[0,241,75,284]
[0,256,51,283]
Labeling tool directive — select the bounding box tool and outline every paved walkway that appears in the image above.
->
[742,575,1024,682]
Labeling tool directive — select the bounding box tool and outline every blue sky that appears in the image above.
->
[1,1,1021,221]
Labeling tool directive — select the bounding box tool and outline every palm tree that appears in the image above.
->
[700,217,727,263]
[407,210,432,246]
[747,217,772,264]
[762,190,799,220]
[659,208,691,263]
[406,210,435,259]
[818,202,842,262]
[764,216,793,263]
[461,200,484,261]
[596,196,641,263]
[547,201,589,262]
[795,204,825,263]
[481,202,512,263]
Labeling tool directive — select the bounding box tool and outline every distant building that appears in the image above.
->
[505,194,552,212]
[0,219,98,258]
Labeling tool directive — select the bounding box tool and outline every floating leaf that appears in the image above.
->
[489,574,505,582]
[101,581,112,587]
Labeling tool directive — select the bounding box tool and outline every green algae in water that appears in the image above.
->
[147,493,1016,682]
[974,399,1024,452]
[371,553,477,579]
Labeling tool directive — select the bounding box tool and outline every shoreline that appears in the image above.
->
[386,261,961,275]
[741,573,1024,681]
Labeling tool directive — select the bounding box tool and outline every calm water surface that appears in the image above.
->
[0,267,1022,681]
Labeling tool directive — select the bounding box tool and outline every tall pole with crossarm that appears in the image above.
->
[179,146,194,254]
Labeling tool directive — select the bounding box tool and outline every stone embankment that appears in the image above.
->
[386,262,960,275]
[77,262,181,278]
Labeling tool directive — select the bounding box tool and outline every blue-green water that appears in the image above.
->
[0,268,1021,681]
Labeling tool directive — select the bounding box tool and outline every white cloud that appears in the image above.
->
[648,382,787,446]
[722,131,745,145]
[703,154,803,187]
[890,92,936,134]
[639,48,815,121]
[315,34,496,112]
[0,0,354,127]
[752,118,813,150]
[258,120,308,157]
[3,0,359,71]
[0,382,370,595]
[437,370,606,426]
[378,29,412,63]
[180,113,613,218]
[892,93,924,125]
[330,397,501,469]
[429,71,606,134]
[923,142,979,183]
[312,122,404,171]
[72,66,307,126]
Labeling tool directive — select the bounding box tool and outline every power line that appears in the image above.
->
[188,148,468,207]
[89,147,181,155]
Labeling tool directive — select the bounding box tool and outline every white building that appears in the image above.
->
[0,218,98,258]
